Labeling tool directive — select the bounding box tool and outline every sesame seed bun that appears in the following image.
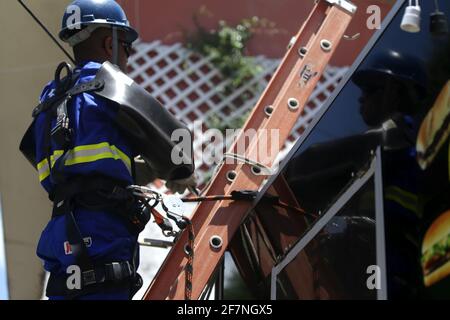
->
[416,81,450,170]
[422,210,450,287]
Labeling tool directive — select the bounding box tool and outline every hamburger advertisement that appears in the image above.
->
[422,210,450,287]
[416,81,450,171]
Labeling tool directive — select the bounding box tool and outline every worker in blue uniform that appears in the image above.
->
[19,0,196,300]
[353,49,428,298]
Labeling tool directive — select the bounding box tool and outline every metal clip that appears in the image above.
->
[324,0,357,14]
[111,262,123,280]
[343,33,360,40]
[299,64,318,87]
[162,195,188,230]
[287,36,297,50]
[223,153,274,176]
[126,185,161,201]
[139,238,174,248]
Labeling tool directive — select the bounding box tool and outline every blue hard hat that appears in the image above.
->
[59,0,138,45]
[353,49,428,98]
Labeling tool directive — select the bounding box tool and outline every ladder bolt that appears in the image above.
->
[210,235,223,250]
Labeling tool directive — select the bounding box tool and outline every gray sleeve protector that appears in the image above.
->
[94,62,195,181]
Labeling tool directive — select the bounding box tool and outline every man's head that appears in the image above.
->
[353,50,428,127]
[357,76,411,127]
[72,27,132,71]
[59,0,138,71]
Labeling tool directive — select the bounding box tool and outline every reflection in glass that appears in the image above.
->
[276,177,376,300]
[229,1,450,300]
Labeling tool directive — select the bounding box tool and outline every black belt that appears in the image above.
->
[46,261,137,298]
[50,175,133,218]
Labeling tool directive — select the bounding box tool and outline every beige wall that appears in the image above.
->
[0,0,70,299]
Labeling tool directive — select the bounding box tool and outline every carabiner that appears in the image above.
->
[54,62,74,94]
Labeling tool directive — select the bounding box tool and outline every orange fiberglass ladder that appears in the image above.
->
[143,0,357,300]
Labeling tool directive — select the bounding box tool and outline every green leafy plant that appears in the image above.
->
[206,110,251,134]
[184,13,282,132]
[185,15,266,92]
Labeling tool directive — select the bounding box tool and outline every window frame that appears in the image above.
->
[270,148,388,300]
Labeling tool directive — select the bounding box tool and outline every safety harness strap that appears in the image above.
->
[40,66,83,185]
[66,209,95,282]
[32,79,104,118]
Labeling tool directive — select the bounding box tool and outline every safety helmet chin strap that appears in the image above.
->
[112,26,119,67]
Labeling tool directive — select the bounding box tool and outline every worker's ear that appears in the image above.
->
[103,35,114,59]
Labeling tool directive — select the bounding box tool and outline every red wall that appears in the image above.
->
[119,0,395,66]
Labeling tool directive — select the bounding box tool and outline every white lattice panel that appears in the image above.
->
[127,40,349,188]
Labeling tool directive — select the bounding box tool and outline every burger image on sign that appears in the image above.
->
[416,81,450,170]
[421,210,450,287]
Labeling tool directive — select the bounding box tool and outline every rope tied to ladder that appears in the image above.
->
[184,219,195,300]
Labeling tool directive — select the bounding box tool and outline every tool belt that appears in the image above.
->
[47,175,149,299]
[46,261,143,299]
[50,174,150,234]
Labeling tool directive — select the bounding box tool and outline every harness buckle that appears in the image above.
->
[107,261,133,282]
[111,262,123,280]
[82,269,96,286]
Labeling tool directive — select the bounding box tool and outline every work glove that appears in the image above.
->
[165,174,198,194]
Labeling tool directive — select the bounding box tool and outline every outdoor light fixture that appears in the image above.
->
[401,0,421,33]
[430,0,448,35]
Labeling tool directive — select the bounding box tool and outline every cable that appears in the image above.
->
[17,0,76,64]
[434,0,440,12]
[182,194,235,202]
[182,193,317,218]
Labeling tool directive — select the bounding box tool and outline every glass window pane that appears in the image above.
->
[276,177,376,300]
[230,1,450,299]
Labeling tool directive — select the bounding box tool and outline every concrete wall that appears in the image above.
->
[0,0,71,299]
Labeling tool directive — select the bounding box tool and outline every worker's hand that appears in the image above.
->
[165,174,197,194]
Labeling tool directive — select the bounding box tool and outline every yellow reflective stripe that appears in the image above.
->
[63,142,131,172]
[113,146,132,169]
[37,150,64,170]
[37,150,64,182]
[385,185,420,217]
[36,143,131,182]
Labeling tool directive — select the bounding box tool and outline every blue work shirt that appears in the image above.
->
[35,61,138,277]
[35,61,134,192]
